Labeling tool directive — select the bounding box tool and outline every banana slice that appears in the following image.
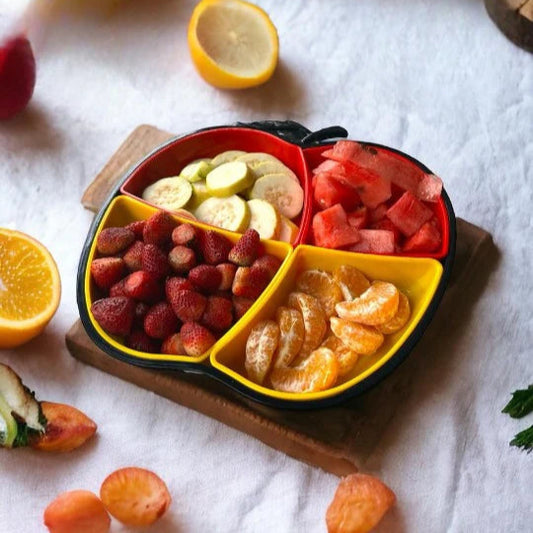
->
[211,150,246,167]
[180,159,213,183]
[247,199,281,240]
[195,195,250,232]
[236,152,280,169]
[278,215,299,243]
[206,161,254,197]
[249,173,304,220]
[142,176,193,212]
[251,160,300,184]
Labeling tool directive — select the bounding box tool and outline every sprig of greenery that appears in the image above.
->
[503,384,533,453]
[509,425,533,454]
[502,385,533,419]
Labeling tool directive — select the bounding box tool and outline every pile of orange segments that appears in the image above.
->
[188,0,279,89]
[0,229,61,349]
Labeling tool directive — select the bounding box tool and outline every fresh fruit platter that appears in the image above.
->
[77,121,455,409]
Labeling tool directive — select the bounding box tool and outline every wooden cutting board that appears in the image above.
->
[67,125,497,477]
[484,0,533,52]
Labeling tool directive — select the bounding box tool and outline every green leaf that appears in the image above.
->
[502,385,533,419]
[510,425,533,453]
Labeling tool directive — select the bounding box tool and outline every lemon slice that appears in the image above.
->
[195,195,250,232]
[0,229,61,348]
[188,0,279,89]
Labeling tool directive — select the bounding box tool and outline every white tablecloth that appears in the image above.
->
[1,1,531,531]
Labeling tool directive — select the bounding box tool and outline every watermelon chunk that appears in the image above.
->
[312,204,360,249]
[341,161,391,209]
[313,172,360,211]
[321,140,360,162]
[312,159,343,175]
[368,203,388,223]
[403,220,442,253]
[347,229,395,255]
[386,191,433,237]
[370,218,403,244]
[417,173,443,203]
[347,206,368,229]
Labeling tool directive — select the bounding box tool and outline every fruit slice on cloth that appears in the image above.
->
[0,229,61,348]
[326,473,396,533]
[195,194,250,232]
[247,198,281,240]
[270,347,339,393]
[206,161,253,197]
[330,317,384,355]
[245,320,279,384]
[335,281,400,326]
[142,176,193,212]
[100,467,171,527]
[250,173,304,219]
[287,292,327,359]
[188,0,279,89]
[295,269,344,318]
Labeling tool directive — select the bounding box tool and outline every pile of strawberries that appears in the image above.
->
[89,211,281,357]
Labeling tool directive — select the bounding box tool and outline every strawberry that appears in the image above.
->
[91,296,135,336]
[90,257,125,290]
[125,220,146,239]
[167,289,206,322]
[180,322,216,357]
[171,223,199,247]
[109,279,127,297]
[96,227,135,256]
[142,244,170,279]
[188,264,222,293]
[143,302,179,339]
[165,276,194,300]
[123,271,162,303]
[232,295,255,320]
[201,296,233,332]
[133,302,150,327]
[198,230,232,265]
[142,211,176,247]
[228,229,260,266]
[161,333,186,355]
[252,254,281,280]
[168,245,196,273]
[216,262,237,291]
[126,330,160,353]
[123,240,144,271]
[232,265,271,299]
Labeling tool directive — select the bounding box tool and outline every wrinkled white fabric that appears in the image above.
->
[0,1,531,532]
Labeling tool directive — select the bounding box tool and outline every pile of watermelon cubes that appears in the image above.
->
[311,140,443,254]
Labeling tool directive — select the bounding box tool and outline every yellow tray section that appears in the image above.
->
[210,244,443,403]
[83,195,293,364]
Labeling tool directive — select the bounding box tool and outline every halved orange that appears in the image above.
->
[187,0,279,89]
[0,229,61,348]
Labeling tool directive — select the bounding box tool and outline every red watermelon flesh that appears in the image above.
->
[347,206,368,229]
[312,159,343,175]
[368,203,388,223]
[312,204,361,249]
[417,173,443,203]
[341,161,392,209]
[321,140,360,162]
[313,172,361,211]
[347,229,395,255]
[371,218,403,244]
[403,220,441,253]
[386,191,433,237]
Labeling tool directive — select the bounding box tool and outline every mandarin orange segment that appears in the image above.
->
[100,467,171,527]
[378,291,411,334]
[330,317,384,355]
[295,269,344,317]
[275,306,304,368]
[326,473,396,533]
[335,281,399,326]
[287,292,327,358]
[321,334,360,378]
[270,347,339,393]
[332,265,370,300]
[245,320,279,384]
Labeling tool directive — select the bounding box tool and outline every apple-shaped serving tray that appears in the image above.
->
[77,121,456,410]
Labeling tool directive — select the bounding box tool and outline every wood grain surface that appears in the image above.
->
[485,0,533,52]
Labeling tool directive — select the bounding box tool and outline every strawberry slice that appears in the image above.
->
[100,467,171,527]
